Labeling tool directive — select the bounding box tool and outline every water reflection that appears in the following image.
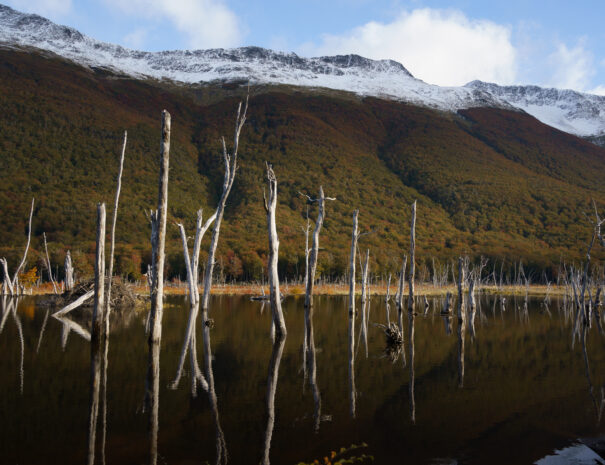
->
[304,306,322,432]
[262,335,286,465]
[348,310,356,419]
[408,311,416,424]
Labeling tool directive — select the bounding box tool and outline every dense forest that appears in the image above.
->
[1,48,604,283]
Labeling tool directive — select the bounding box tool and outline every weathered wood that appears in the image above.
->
[201,97,248,311]
[396,256,407,313]
[348,210,359,316]
[11,198,34,292]
[52,290,94,317]
[87,202,106,465]
[101,130,126,465]
[0,258,14,296]
[302,187,335,308]
[146,111,170,465]
[64,251,74,291]
[408,200,417,312]
[361,249,370,305]
[148,110,170,344]
[263,163,287,338]
[385,273,392,324]
[457,257,465,321]
[42,232,58,294]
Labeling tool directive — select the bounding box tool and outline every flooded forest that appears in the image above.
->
[2,100,605,465]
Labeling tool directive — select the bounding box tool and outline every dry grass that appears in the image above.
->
[21,281,564,297]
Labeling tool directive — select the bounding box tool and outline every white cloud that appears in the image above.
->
[546,39,595,91]
[104,0,242,49]
[589,85,605,96]
[7,0,72,17]
[124,28,148,50]
[299,8,517,87]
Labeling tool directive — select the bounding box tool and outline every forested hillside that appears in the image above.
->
[1,48,604,282]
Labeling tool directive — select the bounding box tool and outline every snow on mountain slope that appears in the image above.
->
[0,4,510,112]
[1,3,605,140]
[466,81,605,138]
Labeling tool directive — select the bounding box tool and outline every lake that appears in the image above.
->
[0,293,604,464]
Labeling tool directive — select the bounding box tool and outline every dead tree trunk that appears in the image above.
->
[43,233,58,294]
[263,163,287,338]
[11,198,34,293]
[457,257,465,322]
[408,200,416,312]
[64,251,74,291]
[201,97,248,311]
[148,110,170,344]
[301,187,335,308]
[145,111,170,465]
[348,210,359,316]
[87,203,106,465]
[361,249,370,305]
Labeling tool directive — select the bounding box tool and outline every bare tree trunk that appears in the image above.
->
[302,187,335,308]
[457,257,465,321]
[64,251,74,291]
[408,200,416,312]
[11,198,34,292]
[201,97,248,311]
[0,258,14,296]
[87,203,106,465]
[263,163,287,338]
[348,210,359,316]
[146,111,170,465]
[361,249,370,305]
[43,233,58,294]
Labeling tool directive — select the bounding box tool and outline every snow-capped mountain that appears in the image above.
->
[1,3,605,140]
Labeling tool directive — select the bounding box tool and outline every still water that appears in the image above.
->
[0,294,604,464]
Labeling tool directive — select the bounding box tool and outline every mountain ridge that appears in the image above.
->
[3,3,605,142]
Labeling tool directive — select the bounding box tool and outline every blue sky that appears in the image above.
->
[5,0,605,93]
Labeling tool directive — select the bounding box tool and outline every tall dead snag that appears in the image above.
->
[348,210,360,316]
[360,249,370,358]
[146,111,170,465]
[87,203,106,465]
[201,96,248,312]
[100,130,127,465]
[43,233,58,294]
[1,198,35,295]
[300,187,336,309]
[64,251,74,291]
[12,197,34,293]
[148,110,170,343]
[457,257,465,321]
[263,163,287,338]
[396,256,407,331]
[408,200,416,313]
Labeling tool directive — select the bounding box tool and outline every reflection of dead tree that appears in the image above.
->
[348,310,356,418]
[580,325,605,426]
[261,336,286,465]
[408,312,415,424]
[170,209,216,393]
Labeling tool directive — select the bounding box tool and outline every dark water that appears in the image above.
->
[1,293,605,465]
